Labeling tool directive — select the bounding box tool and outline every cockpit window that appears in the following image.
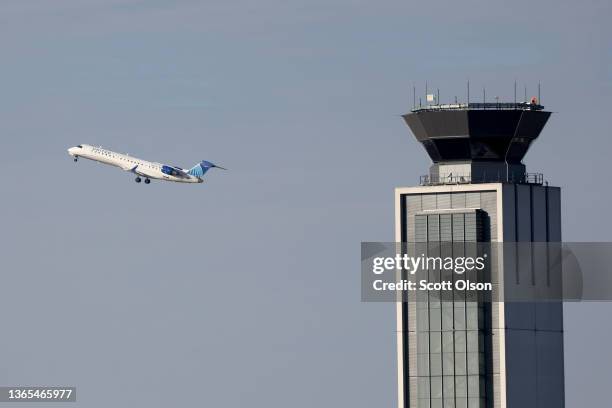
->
[77,145,83,148]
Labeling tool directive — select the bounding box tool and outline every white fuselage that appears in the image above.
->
[67,144,202,183]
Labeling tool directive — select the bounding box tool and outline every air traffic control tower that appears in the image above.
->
[396,99,564,407]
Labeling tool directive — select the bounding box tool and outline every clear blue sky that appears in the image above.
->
[0,0,610,406]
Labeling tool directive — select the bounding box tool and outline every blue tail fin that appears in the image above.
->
[188,160,225,177]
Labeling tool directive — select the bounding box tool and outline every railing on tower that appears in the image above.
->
[419,173,544,186]
[411,102,545,112]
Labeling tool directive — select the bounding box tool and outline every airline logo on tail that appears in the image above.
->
[187,161,227,177]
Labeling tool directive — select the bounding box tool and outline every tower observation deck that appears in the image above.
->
[403,101,551,185]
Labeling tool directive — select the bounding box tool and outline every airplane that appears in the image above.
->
[67,144,226,184]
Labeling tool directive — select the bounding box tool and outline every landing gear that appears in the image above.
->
[144,178,151,184]
[135,177,141,183]
[73,157,78,162]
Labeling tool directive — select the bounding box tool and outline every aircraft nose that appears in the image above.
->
[67,147,78,156]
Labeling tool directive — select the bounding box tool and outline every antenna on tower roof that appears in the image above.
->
[467,80,470,105]
[538,82,541,105]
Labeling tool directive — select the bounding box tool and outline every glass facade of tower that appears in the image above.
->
[413,212,490,408]
[402,192,497,408]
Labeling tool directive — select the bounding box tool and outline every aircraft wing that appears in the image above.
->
[118,161,136,172]
[122,164,150,178]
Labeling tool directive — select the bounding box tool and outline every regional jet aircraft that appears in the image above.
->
[67,144,226,184]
